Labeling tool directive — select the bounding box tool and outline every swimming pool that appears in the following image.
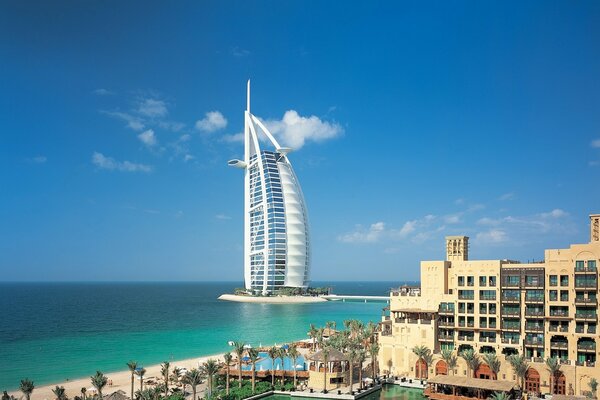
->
[240,351,307,371]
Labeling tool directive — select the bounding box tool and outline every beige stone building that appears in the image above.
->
[379,214,600,397]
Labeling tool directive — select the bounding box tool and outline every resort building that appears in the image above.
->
[228,81,311,295]
[379,213,600,397]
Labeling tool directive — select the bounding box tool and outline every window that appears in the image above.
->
[589,260,597,271]
[467,303,474,314]
[458,276,465,286]
[480,303,487,314]
[480,290,496,301]
[549,290,558,301]
[489,276,497,287]
[526,275,540,286]
[560,275,569,287]
[560,290,569,302]
[467,276,474,287]
[506,275,520,286]
[549,275,558,286]
[479,276,487,287]
[489,304,497,314]
[576,260,585,271]
[459,290,474,300]
[458,302,465,313]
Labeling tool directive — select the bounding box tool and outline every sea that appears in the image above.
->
[0,281,411,391]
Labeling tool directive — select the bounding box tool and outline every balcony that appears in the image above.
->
[549,325,569,333]
[502,280,520,288]
[575,313,597,322]
[479,336,497,343]
[525,309,544,317]
[548,310,570,319]
[501,309,520,317]
[575,298,598,306]
[501,323,521,332]
[575,266,598,274]
[577,342,596,352]
[438,334,454,341]
[458,335,475,342]
[438,320,454,327]
[501,296,520,304]
[575,281,598,289]
[525,296,545,304]
[525,324,544,332]
[559,359,571,365]
[458,294,475,300]
[550,341,568,349]
[438,308,455,316]
[501,337,520,345]
[524,337,544,347]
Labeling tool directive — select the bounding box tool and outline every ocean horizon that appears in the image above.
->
[0,281,414,391]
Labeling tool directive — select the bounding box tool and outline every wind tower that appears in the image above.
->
[228,81,311,295]
[446,235,469,262]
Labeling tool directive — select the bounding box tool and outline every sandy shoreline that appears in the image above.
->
[218,294,327,303]
[8,352,226,400]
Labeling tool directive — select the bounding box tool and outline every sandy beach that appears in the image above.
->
[8,353,226,400]
[218,294,327,304]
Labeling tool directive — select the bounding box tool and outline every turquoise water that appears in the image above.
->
[0,281,406,391]
[264,385,425,400]
[240,352,307,371]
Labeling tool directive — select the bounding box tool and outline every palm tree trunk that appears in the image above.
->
[359,364,363,389]
[226,367,230,395]
[323,363,327,393]
[349,362,354,392]
[192,386,197,400]
[252,365,256,393]
[238,361,242,388]
[131,374,134,400]
[293,363,297,389]
[140,376,143,392]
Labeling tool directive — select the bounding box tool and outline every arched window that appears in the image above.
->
[525,368,540,394]
[435,360,448,376]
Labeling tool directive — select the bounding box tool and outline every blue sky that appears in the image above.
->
[1,1,600,282]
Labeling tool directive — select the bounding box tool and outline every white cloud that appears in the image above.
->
[215,214,232,220]
[93,88,114,96]
[196,111,228,133]
[338,222,386,243]
[476,229,508,244]
[591,139,600,148]
[92,152,152,173]
[262,110,343,150]
[138,98,168,118]
[397,220,417,237]
[158,120,186,132]
[231,47,250,57]
[103,111,145,131]
[444,214,462,224]
[183,154,195,162]
[540,209,568,219]
[590,161,600,167]
[26,156,47,163]
[137,129,157,147]
[499,192,515,201]
[223,132,244,143]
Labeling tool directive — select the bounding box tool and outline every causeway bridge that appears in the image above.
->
[322,294,390,303]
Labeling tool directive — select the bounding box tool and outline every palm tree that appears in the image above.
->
[277,347,287,385]
[489,392,509,400]
[232,341,246,388]
[459,349,479,378]
[482,353,501,380]
[184,369,202,400]
[440,349,458,376]
[52,386,66,400]
[309,324,318,352]
[368,343,379,380]
[321,347,330,393]
[589,377,598,399]
[80,387,86,400]
[507,354,529,390]
[412,345,430,379]
[161,361,170,397]
[201,359,219,398]
[136,368,146,392]
[171,367,182,389]
[545,357,561,395]
[357,349,366,389]
[127,361,138,400]
[223,352,233,395]
[91,371,108,399]
[268,346,278,386]
[19,379,34,400]
[347,347,358,393]
[287,344,300,389]
[248,348,260,393]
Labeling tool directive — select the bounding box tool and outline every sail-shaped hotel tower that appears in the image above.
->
[228,82,310,295]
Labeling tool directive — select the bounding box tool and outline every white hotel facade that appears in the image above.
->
[228,82,311,294]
